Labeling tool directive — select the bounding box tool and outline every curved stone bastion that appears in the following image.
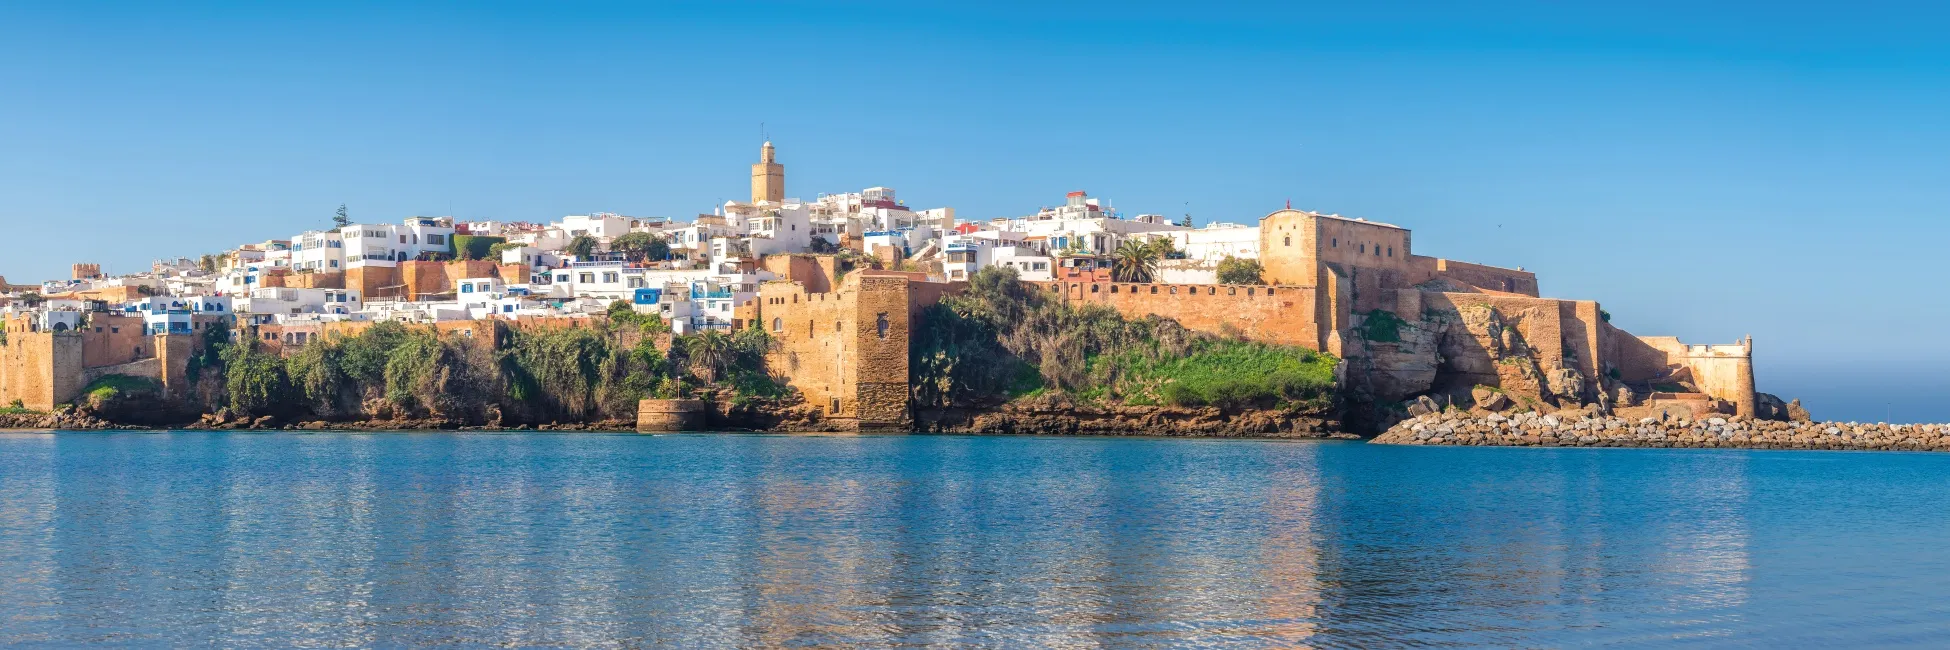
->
[636,399,706,432]
[1375,411,1950,452]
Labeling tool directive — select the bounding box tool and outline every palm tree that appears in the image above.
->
[684,330,733,384]
[1111,239,1160,283]
[1144,236,1180,260]
[565,234,599,260]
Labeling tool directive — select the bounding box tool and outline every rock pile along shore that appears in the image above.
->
[1373,411,1950,452]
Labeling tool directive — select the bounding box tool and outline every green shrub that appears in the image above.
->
[1360,309,1405,343]
[221,341,291,418]
[452,235,508,261]
[911,266,1337,410]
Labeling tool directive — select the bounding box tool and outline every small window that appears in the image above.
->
[1388,247,1393,257]
[1149,286,1158,294]
[830,398,841,414]
[1284,236,1291,246]
[1332,238,1337,248]
[1091,285,1100,293]
[772,317,782,332]
[1110,285,1118,294]
[1360,243,1366,253]
[876,313,889,339]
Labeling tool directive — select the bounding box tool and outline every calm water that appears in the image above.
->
[2,433,1949,648]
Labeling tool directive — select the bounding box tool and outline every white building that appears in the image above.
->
[340,217,456,267]
[558,213,637,241]
[290,229,346,272]
[1157,222,1260,262]
[234,287,361,323]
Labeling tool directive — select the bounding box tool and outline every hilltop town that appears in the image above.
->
[0,142,1788,434]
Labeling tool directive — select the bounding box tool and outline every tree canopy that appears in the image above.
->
[1216,256,1265,285]
[565,234,599,260]
[610,232,671,262]
[1111,239,1160,283]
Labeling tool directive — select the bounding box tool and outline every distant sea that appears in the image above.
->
[3,432,1948,647]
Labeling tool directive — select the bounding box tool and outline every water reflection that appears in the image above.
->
[2,433,1948,647]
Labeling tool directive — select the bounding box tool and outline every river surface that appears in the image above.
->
[2,432,1948,647]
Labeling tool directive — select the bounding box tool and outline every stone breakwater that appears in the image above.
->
[1374,411,1950,452]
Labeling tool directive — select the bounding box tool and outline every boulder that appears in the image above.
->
[1787,399,1812,423]
[1471,386,1513,412]
[1405,395,1441,417]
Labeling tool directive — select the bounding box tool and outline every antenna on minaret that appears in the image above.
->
[1285,198,1292,209]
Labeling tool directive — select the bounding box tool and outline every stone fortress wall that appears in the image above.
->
[753,271,924,431]
[739,204,1758,428]
[1,314,215,410]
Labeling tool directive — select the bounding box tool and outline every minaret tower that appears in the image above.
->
[750,140,784,205]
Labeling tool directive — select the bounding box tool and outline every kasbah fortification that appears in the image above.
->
[2,161,1766,434]
[732,210,1763,433]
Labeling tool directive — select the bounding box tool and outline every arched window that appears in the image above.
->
[876,313,889,339]
[772,317,782,332]
[1284,236,1291,246]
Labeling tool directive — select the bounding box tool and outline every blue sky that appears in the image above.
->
[3,1,1947,421]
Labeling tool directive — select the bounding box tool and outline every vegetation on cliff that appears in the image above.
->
[190,302,782,426]
[912,267,1336,411]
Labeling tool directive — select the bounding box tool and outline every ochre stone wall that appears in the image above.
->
[401,260,502,301]
[278,270,346,290]
[1259,209,1415,288]
[80,314,148,368]
[758,280,859,421]
[345,266,402,300]
[852,274,913,429]
[154,333,199,400]
[1043,280,1321,348]
[754,271,936,429]
[1631,336,1756,415]
[1406,258,1539,296]
[760,254,833,294]
[0,330,83,411]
